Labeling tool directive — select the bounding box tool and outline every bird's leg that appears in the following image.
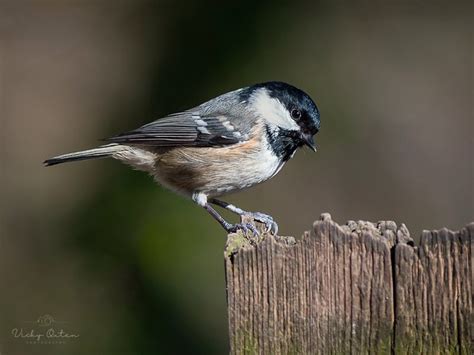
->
[209,198,278,234]
[192,193,258,236]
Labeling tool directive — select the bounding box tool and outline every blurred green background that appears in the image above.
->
[1,1,472,354]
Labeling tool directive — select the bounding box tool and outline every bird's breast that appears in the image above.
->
[153,135,283,197]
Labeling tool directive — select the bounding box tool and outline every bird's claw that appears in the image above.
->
[245,212,279,235]
[226,222,259,238]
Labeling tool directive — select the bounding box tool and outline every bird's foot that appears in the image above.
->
[244,212,279,235]
[225,222,259,238]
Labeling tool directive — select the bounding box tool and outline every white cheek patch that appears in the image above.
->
[251,88,300,131]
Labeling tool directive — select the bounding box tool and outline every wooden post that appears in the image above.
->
[224,213,473,354]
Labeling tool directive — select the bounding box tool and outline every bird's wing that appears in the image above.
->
[105,110,247,147]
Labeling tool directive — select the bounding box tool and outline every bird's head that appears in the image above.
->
[243,81,321,154]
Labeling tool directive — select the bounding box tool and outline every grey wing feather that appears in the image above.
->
[106,91,254,147]
[105,111,241,147]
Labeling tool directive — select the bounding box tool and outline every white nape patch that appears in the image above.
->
[197,126,210,134]
[192,192,208,206]
[251,88,300,131]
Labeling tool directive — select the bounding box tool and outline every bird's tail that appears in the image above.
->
[44,143,121,166]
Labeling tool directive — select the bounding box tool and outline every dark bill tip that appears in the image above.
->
[302,133,317,152]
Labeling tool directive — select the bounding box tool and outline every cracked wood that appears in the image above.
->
[224,214,473,354]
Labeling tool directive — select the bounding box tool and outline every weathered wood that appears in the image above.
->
[224,214,473,354]
[394,225,473,354]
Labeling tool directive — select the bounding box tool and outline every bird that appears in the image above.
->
[44,81,321,235]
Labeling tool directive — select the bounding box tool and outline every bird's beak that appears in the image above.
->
[302,133,317,152]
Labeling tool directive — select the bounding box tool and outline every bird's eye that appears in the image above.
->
[291,109,302,119]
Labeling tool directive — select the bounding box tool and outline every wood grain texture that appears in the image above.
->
[394,224,473,354]
[224,214,473,354]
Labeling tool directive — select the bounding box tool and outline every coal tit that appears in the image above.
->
[45,81,321,235]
